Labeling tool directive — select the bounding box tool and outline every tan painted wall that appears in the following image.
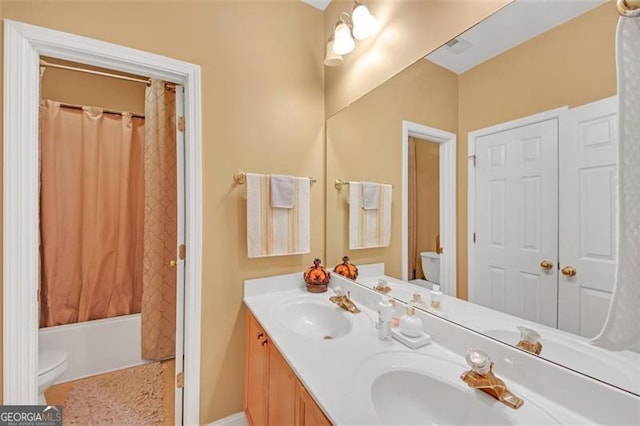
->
[324,0,511,116]
[1,1,324,422]
[415,139,439,280]
[326,59,458,276]
[41,59,146,115]
[456,1,617,299]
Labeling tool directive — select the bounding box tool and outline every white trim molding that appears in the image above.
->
[3,20,203,425]
[401,121,457,297]
[208,412,248,426]
[466,106,567,303]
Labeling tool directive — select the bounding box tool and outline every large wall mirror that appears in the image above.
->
[326,0,640,396]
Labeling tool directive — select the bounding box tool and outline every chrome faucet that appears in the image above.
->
[460,349,524,409]
[329,287,360,314]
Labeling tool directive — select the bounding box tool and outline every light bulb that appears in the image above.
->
[324,39,343,67]
[352,4,377,40]
[332,22,355,55]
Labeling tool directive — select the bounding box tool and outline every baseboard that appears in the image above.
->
[207,412,248,426]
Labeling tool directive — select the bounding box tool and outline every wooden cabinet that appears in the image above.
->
[244,311,269,426]
[296,382,332,426]
[245,311,332,426]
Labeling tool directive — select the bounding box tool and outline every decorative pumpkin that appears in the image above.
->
[334,256,358,280]
[303,258,331,293]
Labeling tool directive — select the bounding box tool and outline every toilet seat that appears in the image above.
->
[39,350,67,376]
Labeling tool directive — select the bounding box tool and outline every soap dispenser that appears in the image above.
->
[377,295,393,341]
[400,304,423,338]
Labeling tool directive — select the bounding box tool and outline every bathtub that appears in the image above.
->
[39,313,147,383]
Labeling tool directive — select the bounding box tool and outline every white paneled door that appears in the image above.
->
[472,119,559,328]
[558,96,618,338]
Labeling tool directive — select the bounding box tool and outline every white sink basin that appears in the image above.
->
[275,299,353,340]
[351,351,560,425]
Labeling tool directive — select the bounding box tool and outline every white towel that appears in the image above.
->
[246,173,310,258]
[349,182,392,249]
[362,182,380,210]
[592,17,640,350]
[270,174,295,209]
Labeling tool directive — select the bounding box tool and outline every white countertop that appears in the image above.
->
[243,272,613,425]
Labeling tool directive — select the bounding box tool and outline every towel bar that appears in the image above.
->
[334,179,393,190]
[233,171,316,185]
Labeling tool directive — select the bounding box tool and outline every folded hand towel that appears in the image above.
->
[270,174,295,209]
[246,173,310,258]
[362,182,380,210]
[349,182,392,249]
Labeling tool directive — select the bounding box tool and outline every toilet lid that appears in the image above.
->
[39,350,67,375]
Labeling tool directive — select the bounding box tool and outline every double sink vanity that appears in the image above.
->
[243,266,639,425]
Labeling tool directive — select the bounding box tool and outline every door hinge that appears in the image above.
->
[473,232,476,243]
[178,116,186,132]
[468,155,476,167]
[176,372,184,389]
[179,244,186,260]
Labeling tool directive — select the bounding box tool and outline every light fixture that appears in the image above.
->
[352,2,377,40]
[324,35,343,67]
[323,2,377,66]
[332,15,355,55]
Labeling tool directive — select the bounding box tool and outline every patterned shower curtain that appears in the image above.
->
[141,80,177,360]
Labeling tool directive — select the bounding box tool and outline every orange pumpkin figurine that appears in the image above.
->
[334,256,358,280]
[303,258,331,293]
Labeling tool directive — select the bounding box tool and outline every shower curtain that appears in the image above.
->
[39,100,144,327]
[141,80,177,360]
[592,16,640,350]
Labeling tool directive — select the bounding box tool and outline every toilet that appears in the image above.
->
[410,251,440,290]
[38,349,68,404]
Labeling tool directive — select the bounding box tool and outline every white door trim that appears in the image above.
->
[401,120,457,297]
[3,20,202,425]
[467,107,567,302]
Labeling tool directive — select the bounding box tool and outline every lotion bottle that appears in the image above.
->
[430,285,443,310]
[378,295,393,341]
[400,304,423,338]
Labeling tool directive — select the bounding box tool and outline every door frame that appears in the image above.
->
[467,107,567,302]
[401,120,457,297]
[3,20,202,424]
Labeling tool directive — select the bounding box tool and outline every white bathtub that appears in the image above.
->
[39,313,147,383]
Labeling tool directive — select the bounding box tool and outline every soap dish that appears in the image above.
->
[391,328,432,349]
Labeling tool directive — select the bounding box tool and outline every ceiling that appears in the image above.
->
[426,0,606,75]
[301,0,331,11]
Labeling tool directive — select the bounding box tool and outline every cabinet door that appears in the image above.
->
[268,344,296,425]
[245,312,269,426]
[296,381,332,426]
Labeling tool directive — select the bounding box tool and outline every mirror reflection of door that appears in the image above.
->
[407,136,441,291]
[470,97,618,338]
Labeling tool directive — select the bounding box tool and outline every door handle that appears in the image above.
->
[540,260,554,271]
[561,266,577,277]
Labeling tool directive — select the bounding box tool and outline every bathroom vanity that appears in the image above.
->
[243,271,639,425]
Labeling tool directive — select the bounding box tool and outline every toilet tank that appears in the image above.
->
[420,251,440,284]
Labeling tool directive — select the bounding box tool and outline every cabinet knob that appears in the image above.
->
[257,332,264,340]
[261,339,268,346]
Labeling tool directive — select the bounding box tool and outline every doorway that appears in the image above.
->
[3,20,202,424]
[401,121,457,297]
